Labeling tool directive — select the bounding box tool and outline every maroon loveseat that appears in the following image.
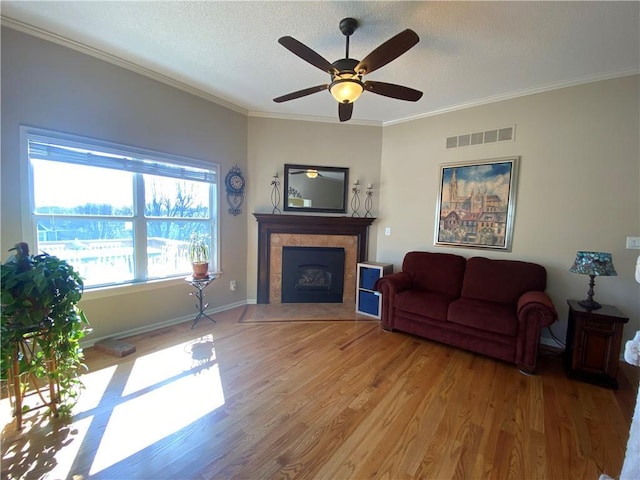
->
[375,251,557,373]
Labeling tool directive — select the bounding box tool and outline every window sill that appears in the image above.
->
[81,276,190,301]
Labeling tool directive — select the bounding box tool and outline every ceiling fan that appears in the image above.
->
[273,17,423,122]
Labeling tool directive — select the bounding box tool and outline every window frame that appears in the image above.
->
[19,126,220,292]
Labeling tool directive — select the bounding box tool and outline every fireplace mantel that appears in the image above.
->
[253,214,376,304]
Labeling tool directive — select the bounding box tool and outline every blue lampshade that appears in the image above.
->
[569,251,617,276]
[570,251,616,309]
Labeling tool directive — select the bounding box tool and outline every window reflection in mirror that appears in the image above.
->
[283,164,349,214]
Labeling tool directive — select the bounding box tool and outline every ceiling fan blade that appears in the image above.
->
[364,81,423,101]
[339,102,353,122]
[355,29,419,75]
[278,36,338,74]
[273,84,328,103]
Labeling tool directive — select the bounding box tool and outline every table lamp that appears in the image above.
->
[569,251,617,310]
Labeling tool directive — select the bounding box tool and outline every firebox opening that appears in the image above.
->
[282,246,345,303]
[296,265,332,290]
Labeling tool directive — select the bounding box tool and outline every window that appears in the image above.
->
[23,127,219,289]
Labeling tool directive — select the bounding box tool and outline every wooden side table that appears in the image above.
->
[565,300,629,389]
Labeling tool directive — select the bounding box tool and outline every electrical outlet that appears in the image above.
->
[626,236,640,249]
[230,280,237,291]
[385,227,391,236]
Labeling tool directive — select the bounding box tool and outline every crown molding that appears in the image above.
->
[1,16,248,116]
[248,110,381,127]
[3,16,637,128]
[383,69,640,127]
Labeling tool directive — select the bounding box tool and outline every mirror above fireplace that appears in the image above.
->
[283,164,349,214]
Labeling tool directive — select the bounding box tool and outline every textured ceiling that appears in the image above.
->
[2,1,639,125]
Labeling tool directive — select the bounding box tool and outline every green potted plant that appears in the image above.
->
[1,242,90,422]
[188,233,210,279]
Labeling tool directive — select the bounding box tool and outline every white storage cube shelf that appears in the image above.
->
[356,262,393,318]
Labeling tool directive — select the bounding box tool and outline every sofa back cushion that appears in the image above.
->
[402,251,466,297]
[461,257,547,305]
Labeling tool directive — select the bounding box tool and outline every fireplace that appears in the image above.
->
[281,246,345,303]
[253,214,375,304]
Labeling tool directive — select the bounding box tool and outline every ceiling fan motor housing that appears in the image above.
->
[332,58,359,74]
[329,58,363,104]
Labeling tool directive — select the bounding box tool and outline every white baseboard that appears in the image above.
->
[81,300,248,348]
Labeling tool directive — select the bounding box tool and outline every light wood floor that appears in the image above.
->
[1,305,638,480]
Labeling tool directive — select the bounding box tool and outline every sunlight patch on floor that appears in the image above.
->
[47,415,93,480]
[122,335,216,397]
[2,334,224,478]
[89,357,224,475]
[0,412,93,480]
[75,365,117,414]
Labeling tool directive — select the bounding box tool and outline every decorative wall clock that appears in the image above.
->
[225,164,245,216]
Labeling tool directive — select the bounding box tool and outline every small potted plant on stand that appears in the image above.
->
[1,242,90,429]
[189,233,210,279]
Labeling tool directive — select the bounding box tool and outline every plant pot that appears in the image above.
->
[192,262,209,279]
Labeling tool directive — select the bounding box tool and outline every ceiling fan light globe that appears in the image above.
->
[329,78,364,104]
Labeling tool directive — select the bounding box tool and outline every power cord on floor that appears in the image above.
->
[546,325,566,349]
[538,326,566,357]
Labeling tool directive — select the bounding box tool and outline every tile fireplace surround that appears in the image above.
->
[253,214,375,304]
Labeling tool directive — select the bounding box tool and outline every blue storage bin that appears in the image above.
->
[358,290,380,317]
[360,267,380,290]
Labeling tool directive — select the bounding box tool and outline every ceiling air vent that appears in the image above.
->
[446,125,515,149]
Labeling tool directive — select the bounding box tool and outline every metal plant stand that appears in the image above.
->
[185,275,218,328]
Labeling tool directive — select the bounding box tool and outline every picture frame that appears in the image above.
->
[434,156,519,250]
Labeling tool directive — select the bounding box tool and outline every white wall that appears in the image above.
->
[1,27,248,341]
[377,75,640,345]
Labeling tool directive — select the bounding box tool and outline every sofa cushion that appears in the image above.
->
[402,252,466,298]
[394,290,453,322]
[460,257,547,305]
[447,298,518,337]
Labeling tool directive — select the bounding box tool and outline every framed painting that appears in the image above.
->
[434,156,519,250]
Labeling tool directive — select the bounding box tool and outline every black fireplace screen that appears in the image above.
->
[281,246,345,303]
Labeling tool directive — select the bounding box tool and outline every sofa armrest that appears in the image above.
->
[517,291,558,326]
[515,291,558,372]
[375,271,413,294]
[374,272,413,330]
